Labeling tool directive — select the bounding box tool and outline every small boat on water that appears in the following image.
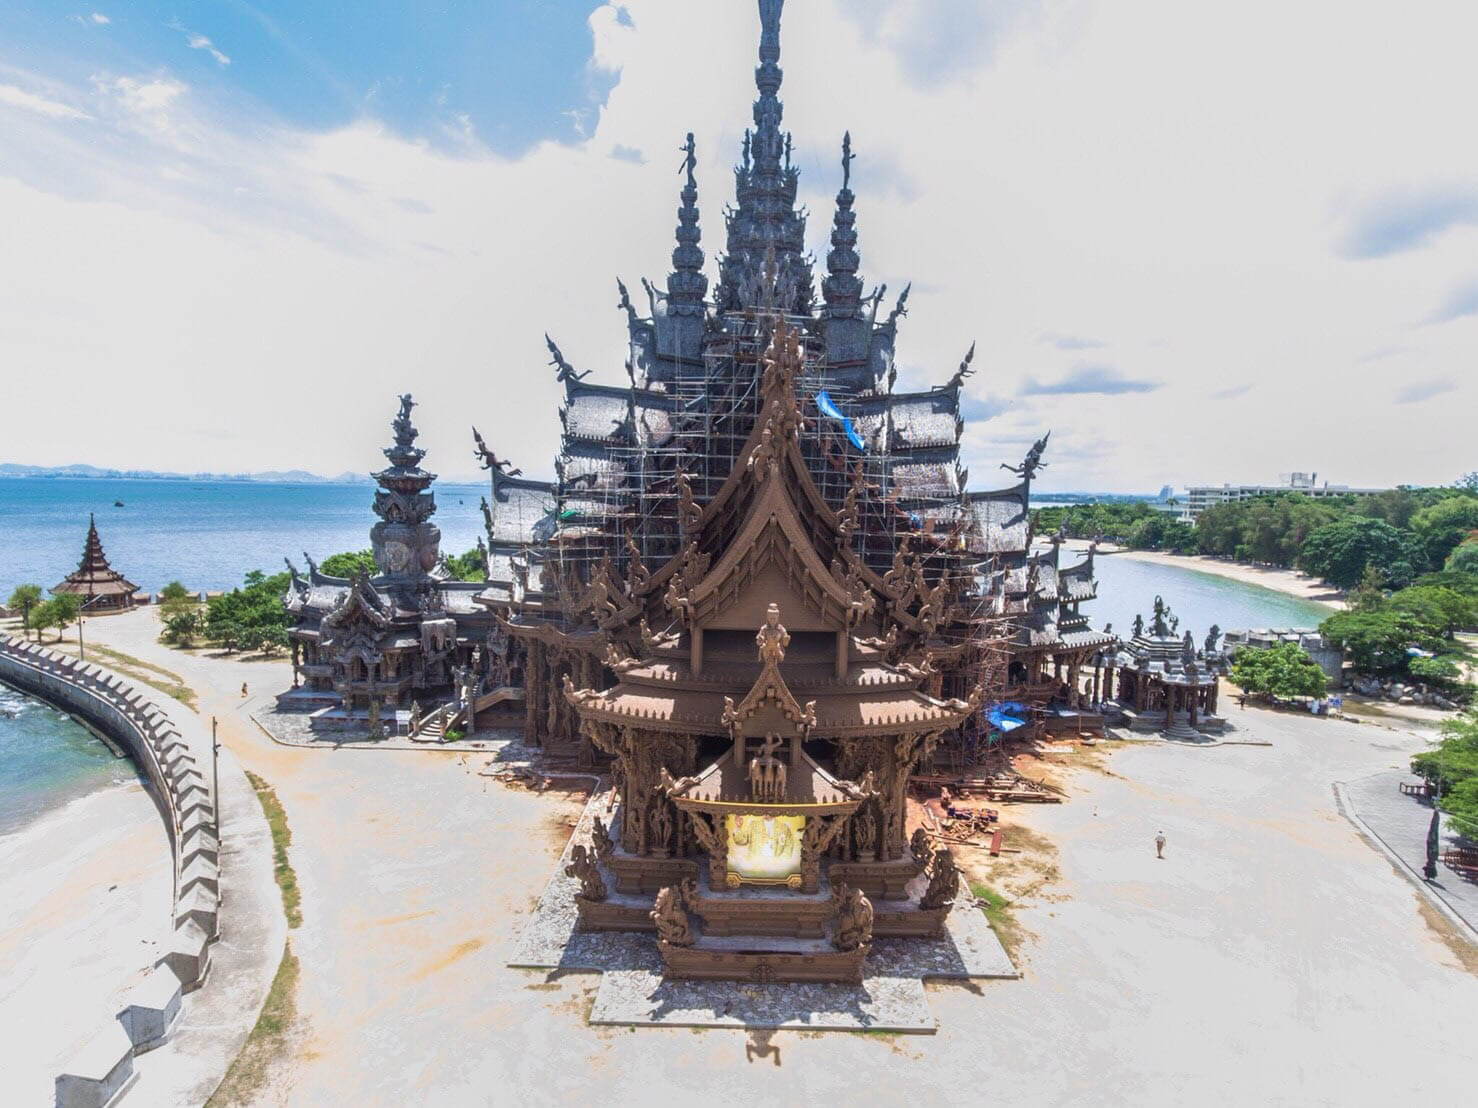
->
[114,500,125,507]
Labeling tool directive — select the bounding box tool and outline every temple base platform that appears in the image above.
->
[658,937,868,985]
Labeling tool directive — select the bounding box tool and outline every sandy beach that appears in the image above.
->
[0,779,173,1105]
[1061,538,1346,612]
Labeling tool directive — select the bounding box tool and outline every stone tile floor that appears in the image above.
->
[1340,769,1478,937]
[510,787,1017,1031]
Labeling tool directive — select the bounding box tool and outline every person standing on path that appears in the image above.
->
[1155,830,1166,859]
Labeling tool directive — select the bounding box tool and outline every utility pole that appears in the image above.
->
[211,716,220,839]
[77,611,85,661]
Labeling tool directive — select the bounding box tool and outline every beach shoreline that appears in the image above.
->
[1061,539,1345,614]
[0,779,173,1105]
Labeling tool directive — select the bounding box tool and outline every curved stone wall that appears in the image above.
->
[0,636,219,1107]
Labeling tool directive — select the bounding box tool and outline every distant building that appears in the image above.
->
[52,514,138,614]
[1180,472,1390,522]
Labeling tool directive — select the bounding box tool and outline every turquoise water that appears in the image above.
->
[0,682,139,836]
[0,476,488,594]
[1086,551,1333,638]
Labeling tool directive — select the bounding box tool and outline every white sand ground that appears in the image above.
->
[0,779,173,1105]
[1062,538,1346,609]
[71,609,1478,1104]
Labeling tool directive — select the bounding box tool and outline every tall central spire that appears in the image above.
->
[717,0,813,315]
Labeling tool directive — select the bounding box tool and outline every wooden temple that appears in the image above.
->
[52,513,138,614]
[466,0,1113,980]
[1107,598,1229,739]
[281,396,504,732]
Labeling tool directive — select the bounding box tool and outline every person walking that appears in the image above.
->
[1155,830,1167,859]
[241,682,248,698]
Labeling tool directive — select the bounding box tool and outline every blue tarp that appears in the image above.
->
[985,703,1027,732]
[815,390,866,451]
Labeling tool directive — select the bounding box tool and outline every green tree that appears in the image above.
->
[162,609,201,647]
[1319,608,1440,673]
[204,568,291,654]
[1445,540,1478,576]
[7,584,43,641]
[1298,517,1421,589]
[320,550,377,578]
[160,580,192,604]
[1410,496,1478,569]
[1411,708,1478,838]
[444,547,487,582]
[1387,585,1478,637]
[1348,565,1387,612]
[1228,642,1330,701]
[27,598,57,640]
[47,593,81,642]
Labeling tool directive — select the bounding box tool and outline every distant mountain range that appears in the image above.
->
[0,463,374,484]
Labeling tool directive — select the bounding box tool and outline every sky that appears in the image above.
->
[1,0,1475,494]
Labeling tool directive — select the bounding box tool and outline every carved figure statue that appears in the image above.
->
[1182,630,1197,667]
[830,882,874,952]
[748,733,787,801]
[603,641,640,674]
[920,847,960,911]
[396,393,415,426]
[591,816,615,863]
[545,334,590,383]
[472,426,522,475]
[658,765,702,797]
[1205,624,1221,654]
[756,603,789,665]
[676,470,702,534]
[565,844,607,901]
[853,806,877,856]
[946,341,976,390]
[840,129,854,189]
[1151,595,1169,637]
[616,277,638,328]
[651,884,695,946]
[679,130,697,182]
[1000,430,1050,479]
[561,673,600,706]
[909,827,932,867]
[648,797,674,856]
[1132,613,1144,638]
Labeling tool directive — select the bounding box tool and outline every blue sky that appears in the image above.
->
[1,1,616,152]
[0,1,1475,492]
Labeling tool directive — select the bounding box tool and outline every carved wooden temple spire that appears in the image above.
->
[51,513,138,614]
[821,132,865,322]
[666,132,707,318]
[717,0,812,314]
[370,394,441,582]
[454,0,1123,983]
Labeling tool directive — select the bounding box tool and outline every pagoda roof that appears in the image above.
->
[52,514,137,598]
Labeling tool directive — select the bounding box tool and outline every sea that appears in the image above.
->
[0,476,490,594]
[0,476,1331,833]
[0,683,139,836]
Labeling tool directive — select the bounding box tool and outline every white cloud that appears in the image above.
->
[90,12,110,25]
[1,0,1476,493]
[106,74,186,115]
[0,83,90,120]
[168,20,231,66]
[186,33,231,67]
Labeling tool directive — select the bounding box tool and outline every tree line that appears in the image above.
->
[1035,477,1478,590]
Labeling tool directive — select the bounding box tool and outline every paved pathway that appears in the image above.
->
[1340,769,1478,939]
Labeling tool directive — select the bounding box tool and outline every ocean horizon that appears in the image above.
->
[0,475,490,595]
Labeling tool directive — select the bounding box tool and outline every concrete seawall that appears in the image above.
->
[0,636,232,1107]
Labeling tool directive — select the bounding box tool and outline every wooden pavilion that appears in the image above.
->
[52,514,138,615]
